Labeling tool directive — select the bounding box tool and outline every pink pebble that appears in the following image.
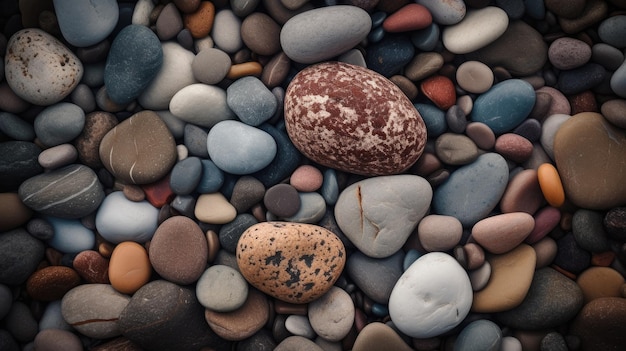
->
[290,165,323,192]
[525,206,561,244]
[382,3,432,33]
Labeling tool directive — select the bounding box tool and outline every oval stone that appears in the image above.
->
[280,5,371,63]
[415,0,466,25]
[95,191,159,244]
[285,61,426,176]
[455,319,502,351]
[335,175,432,258]
[204,288,269,341]
[99,110,177,185]
[236,221,346,304]
[34,103,85,147]
[389,252,473,338]
[26,266,81,301]
[0,229,45,285]
[53,0,119,47]
[18,164,104,219]
[471,212,535,254]
[109,241,152,294]
[196,265,248,312]
[170,83,235,128]
[5,29,83,105]
[308,286,354,341]
[442,6,509,54]
[471,79,536,134]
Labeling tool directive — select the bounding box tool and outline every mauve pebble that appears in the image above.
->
[494,133,533,164]
[418,214,463,252]
[38,144,78,170]
[156,3,183,41]
[33,329,83,351]
[241,12,281,56]
[290,165,323,192]
[512,118,542,142]
[500,169,543,215]
[264,183,301,218]
[465,122,496,150]
[548,37,592,70]
[601,99,626,129]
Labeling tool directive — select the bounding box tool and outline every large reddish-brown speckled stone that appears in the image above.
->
[284,61,427,176]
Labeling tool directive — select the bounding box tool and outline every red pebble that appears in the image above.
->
[420,75,456,110]
[141,174,175,208]
[382,3,432,33]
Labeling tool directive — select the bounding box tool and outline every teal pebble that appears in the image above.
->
[471,79,536,134]
[366,35,415,77]
[371,303,389,317]
[321,168,339,205]
[196,160,224,194]
[411,23,440,51]
[415,103,447,137]
[403,249,422,271]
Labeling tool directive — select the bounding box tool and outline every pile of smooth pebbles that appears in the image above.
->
[1,0,626,350]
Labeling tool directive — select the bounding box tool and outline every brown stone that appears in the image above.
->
[241,12,281,56]
[74,111,118,168]
[73,250,110,284]
[0,192,32,232]
[352,322,413,351]
[183,1,215,38]
[471,212,535,254]
[174,0,201,13]
[558,0,609,34]
[571,297,626,351]
[576,266,625,303]
[204,289,269,341]
[389,75,418,100]
[500,169,544,215]
[262,51,291,88]
[26,266,81,301]
[545,0,586,18]
[494,133,534,164]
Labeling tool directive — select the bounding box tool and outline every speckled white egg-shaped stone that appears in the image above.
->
[284,61,426,176]
[5,29,83,106]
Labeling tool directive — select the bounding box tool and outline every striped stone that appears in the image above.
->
[18,164,104,218]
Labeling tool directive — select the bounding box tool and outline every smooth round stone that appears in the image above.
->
[264,183,300,218]
[405,52,444,82]
[592,43,624,71]
[229,176,265,212]
[598,15,626,48]
[389,252,472,338]
[570,297,626,350]
[170,83,235,128]
[149,216,208,285]
[366,35,415,77]
[415,0,465,25]
[95,191,159,244]
[19,164,103,219]
[418,215,463,252]
[435,133,479,165]
[212,9,243,53]
[469,261,491,291]
[347,251,404,304]
[280,5,371,63]
[382,3,432,32]
[611,58,626,97]
[53,0,118,46]
[170,156,202,195]
[548,37,591,70]
[61,284,130,339]
[495,133,533,164]
[557,63,606,95]
[281,191,326,224]
[411,23,440,51]
[0,193,32,232]
[119,280,229,351]
[192,48,231,85]
[286,62,426,176]
[183,1,215,38]
[26,266,80,301]
[44,217,95,254]
[472,244,536,313]
[335,175,431,258]
[5,301,38,343]
[195,192,237,224]
[156,3,183,40]
[0,229,45,285]
[241,12,281,56]
[99,110,177,184]
[284,315,315,339]
[496,267,584,330]
[237,222,346,304]
[290,165,323,192]
[421,75,456,110]
[553,233,591,274]
[0,112,35,141]
[183,124,209,158]
[109,241,152,294]
[536,86,571,116]
[196,265,248,312]
[227,76,277,126]
[442,6,508,54]
[207,120,277,175]
[604,207,626,241]
[351,322,413,351]
[572,209,610,253]
[554,112,626,209]
[104,24,163,105]
[466,20,548,76]
[471,79,536,134]
[526,207,561,245]
[5,29,83,105]
[74,111,118,168]
[456,61,494,94]
[466,122,496,150]
[433,153,509,227]
[414,103,447,138]
[33,329,82,351]
[577,267,625,303]
[73,250,110,284]
[275,336,324,351]
[38,144,78,170]
[500,169,543,214]
[308,286,354,341]
[204,289,269,341]
[25,217,54,241]
[471,212,534,254]
[132,0,154,25]
[34,102,85,147]
[138,42,197,110]
[455,319,502,351]
[601,99,626,128]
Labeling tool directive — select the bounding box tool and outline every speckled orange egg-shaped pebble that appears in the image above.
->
[109,241,152,294]
[537,163,565,207]
[236,222,346,304]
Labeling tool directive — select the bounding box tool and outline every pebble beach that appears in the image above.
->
[1,0,626,350]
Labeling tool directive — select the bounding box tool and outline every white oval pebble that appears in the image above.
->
[442,6,509,54]
[170,83,235,128]
[196,265,249,312]
[285,315,316,339]
[308,286,354,342]
[95,191,159,244]
[212,9,243,53]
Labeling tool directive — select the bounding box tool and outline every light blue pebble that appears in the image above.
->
[95,191,159,244]
[433,153,509,227]
[45,216,95,254]
[226,76,277,126]
[598,15,626,49]
[371,303,389,317]
[39,300,72,331]
[403,249,423,271]
[321,168,339,205]
[415,103,447,137]
[610,58,626,98]
[34,103,85,147]
[208,120,277,175]
[283,192,327,224]
[53,0,119,47]
[455,319,502,351]
[170,156,202,195]
[411,23,440,51]
[471,79,536,134]
[196,159,225,194]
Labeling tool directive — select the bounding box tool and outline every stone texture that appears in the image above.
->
[204,289,269,341]
[570,297,626,351]
[0,229,45,285]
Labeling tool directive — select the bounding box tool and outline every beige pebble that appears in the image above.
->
[195,193,237,224]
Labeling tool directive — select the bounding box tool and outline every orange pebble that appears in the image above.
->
[109,242,152,294]
[227,61,263,80]
[420,75,456,110]
[183,1,215,38]
[537,163,565,207]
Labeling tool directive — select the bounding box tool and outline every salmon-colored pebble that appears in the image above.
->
[290,164,324,192]
[183,1,215,38]
[109,242,152,294]
[420,75,456,110]
[537,163,565,207]
[142,175,175,208]
[382,3,432,33]
[227,61,263,80]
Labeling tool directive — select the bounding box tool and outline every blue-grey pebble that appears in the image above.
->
[591,43,624,71]
[557,63,606,95]
[433,153,509,227]
[252,123,302,187]
[446,105,467,133]
[208,120,277,175]
[455,319,502,351]
[34,103,85,147]
[0,141,43,192]
[346,250,404,304]
[611,59,626,98]
[321,168,339,205]
[366,35,415,77]
[219,213,258,253]
[38,300,72,331]
[0,284,11,320]
[170,157,202,195]
[598,15,626,49]
[53,0,119,47]
[0,229,44,285]
[45,217,96,254]
[5,301,38,342]
[0,112,35,141]
[183,124,209,158]
[553,233,591,275]
[415,103,447,137]
[82,62,106,88]
[26,218,55,241]
[227,76,277,126]
[157,110,186,140]
[70,84,96,113]
[367,26,385,43]
[471,79,536,134]
[283,192,327,223]
[105,24,163,104]
[411,23,440,51]
[196,160,224,194]
[403,249,422,271]
[371,11,386,27]
[416,0,466,25]
[572,209,611,253]
[170,195,196,219]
